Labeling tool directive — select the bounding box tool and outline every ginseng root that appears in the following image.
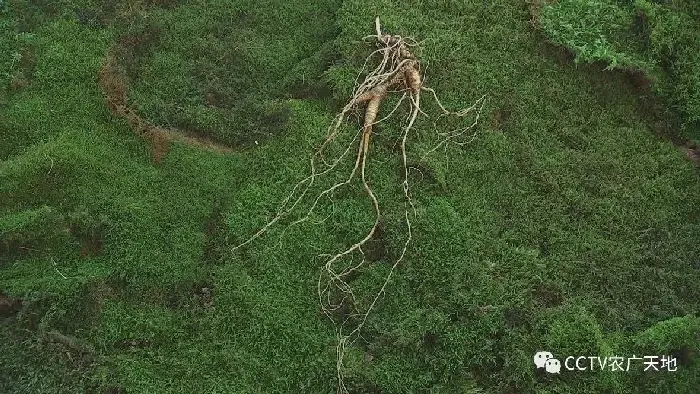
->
[231,17,486,394]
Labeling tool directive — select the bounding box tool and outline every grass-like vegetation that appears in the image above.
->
[1,0,699,393]
[539,0,700,143]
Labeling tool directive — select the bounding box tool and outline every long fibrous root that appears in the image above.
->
[230,16,486,394]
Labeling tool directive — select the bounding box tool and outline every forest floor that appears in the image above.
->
[1,1,699,393]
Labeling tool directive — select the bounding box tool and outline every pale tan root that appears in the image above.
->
[276,92,410,246]
[322,18,430,394]
[231,34,408,254]
[420,92,488,159]
[232,124,364,253]
[228,16,485,394]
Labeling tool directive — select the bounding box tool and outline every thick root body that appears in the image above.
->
[231,16,486,394]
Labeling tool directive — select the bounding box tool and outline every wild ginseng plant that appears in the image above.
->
[232,17,486,393]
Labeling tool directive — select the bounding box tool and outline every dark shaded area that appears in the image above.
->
[404,160,447,193]
[504,306,531,328]
[363,221,390,263]
[14,293,55,331]
[69,211,109,258]
[344,378,383,394]
[114,337,152,350]
[102,386,128,394]
[5,0,62,32]
[0,291,22,318]
[165,279,215,312]
[202,202,230,265]
[533,282,563,308]
[113,18,162,81]
[490,106,512,131]
[420,331,438,351]
[0,239,38,266]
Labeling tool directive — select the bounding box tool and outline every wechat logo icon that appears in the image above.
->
[534,351,561,374]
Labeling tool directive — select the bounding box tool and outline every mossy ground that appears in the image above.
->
[1,1,699,393]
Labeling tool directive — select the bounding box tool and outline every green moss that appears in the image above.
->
[539,0,700,139]
[121,0,342,147]
[0,0,699,393]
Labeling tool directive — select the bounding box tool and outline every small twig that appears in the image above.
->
[45,154,54,174]
[52,258,68,280]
